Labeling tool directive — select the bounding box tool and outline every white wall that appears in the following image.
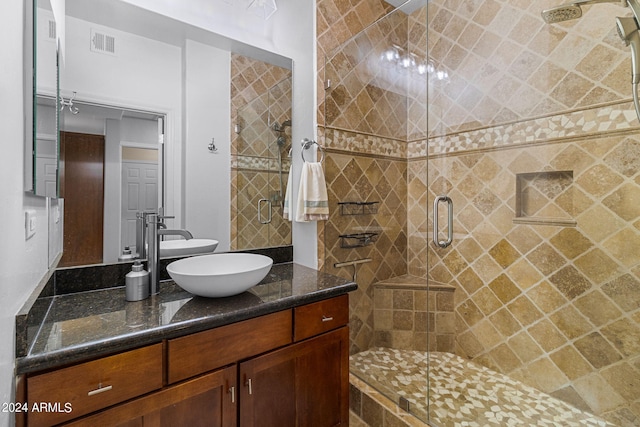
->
[184,40,231,250]
[61,14,182,114]
[0,2,54,426]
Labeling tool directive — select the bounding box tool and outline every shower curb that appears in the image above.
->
[349,373,429,427]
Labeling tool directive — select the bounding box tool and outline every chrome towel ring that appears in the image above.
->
[301,138,325,163]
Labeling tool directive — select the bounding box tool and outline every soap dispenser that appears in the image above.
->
[125,260,150,301]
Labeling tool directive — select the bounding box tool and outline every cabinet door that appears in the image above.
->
[239,347,296,427]
[63,367,237,427]
[295,327,349,426]
[239,327,349,427]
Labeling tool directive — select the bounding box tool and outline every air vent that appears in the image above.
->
[48,20,56,39]
[90,29,116,55]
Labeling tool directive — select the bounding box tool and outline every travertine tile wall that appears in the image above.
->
[373,278,455,353]
[425,0,631,136]
[317,0,395,128]
[230,54,292,250]
[322,144,408,353]
[323,9,409,140]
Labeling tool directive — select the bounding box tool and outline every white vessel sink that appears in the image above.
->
[166,253,273,297]
[160,239,218,257]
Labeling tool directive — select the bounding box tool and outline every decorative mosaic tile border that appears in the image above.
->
[323,127,407,159]
[325,102,639,161]
[407,101,640,158]
[231,155,291,172]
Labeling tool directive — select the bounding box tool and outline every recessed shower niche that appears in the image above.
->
[514,171,577,226]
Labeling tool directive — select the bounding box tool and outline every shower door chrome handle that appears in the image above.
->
[433,196,453,248]
[258,198,272,224]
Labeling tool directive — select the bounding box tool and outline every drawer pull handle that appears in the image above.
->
[246,378,253,395]
[229,386,235,403]
[322,315,334,322]
[87,385,113,396]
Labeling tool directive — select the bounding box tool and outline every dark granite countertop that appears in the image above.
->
[16,262,356,375]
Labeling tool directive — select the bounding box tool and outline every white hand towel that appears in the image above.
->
[283,169,294,221]
[296,162,329,222]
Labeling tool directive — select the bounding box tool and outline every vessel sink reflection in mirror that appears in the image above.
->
[160,239,219,258]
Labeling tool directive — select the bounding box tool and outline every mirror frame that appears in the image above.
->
[27,0,61,198]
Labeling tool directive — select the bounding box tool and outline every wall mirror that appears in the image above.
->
[34,0,293,267]
[28,0,61,198]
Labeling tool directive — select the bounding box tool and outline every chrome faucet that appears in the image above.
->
[135,211,157,259]
[159,229,194,240]
[146,213,166,295]
[145,213,194,295]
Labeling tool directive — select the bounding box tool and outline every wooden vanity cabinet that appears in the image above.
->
[239,327,349,427]
[237,295,350,427]
[22,294,349,427]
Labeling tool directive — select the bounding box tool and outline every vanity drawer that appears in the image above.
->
[27,344,163,427]
[294,294,349,341]
[167,310,292,384]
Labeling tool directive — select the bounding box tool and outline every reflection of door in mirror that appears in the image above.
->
[231,54,292,250]
[121,147,158,256]
[59,132,105,267]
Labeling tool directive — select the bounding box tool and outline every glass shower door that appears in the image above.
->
[426,0,640,425]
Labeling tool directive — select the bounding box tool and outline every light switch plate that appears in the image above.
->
[25,210,37,240]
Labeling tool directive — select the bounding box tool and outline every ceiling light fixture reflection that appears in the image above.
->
[247,0,278,20]
[380,46,449,80]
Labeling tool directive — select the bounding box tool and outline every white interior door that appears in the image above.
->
[121,158,158,255]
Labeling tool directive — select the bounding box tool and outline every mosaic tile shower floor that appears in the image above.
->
[350,348,614,426]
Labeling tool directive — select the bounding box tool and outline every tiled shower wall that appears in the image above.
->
[320,0,640,422]
[322,137,408,353]
[421,0,640,423]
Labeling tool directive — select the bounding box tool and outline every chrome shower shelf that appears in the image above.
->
[338,201,379,216]
[339,232,379,248]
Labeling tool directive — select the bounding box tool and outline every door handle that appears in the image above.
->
[257,198,272,224]
[433,195,453,248]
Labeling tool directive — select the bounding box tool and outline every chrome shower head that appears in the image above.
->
[542,4,582,23]
[271,119,292,132]
[541,0,629,24]
[616,16,640,83]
